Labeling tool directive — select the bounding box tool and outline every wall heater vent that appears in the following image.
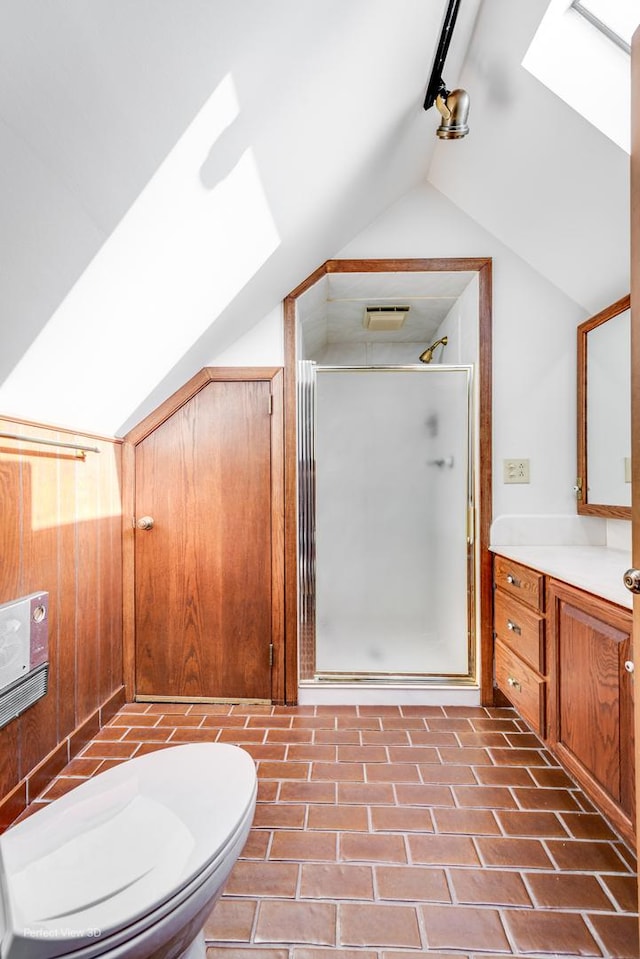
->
[0,592,49,729]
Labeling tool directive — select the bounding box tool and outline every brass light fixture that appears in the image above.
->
[424,0,470,140]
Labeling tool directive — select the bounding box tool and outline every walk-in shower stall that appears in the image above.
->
[298,362,475,686]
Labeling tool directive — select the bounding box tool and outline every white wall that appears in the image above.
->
[338,183,591,533]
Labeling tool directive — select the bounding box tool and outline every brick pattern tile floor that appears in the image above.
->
[22,703,640,957]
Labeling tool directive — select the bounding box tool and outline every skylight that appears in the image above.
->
[522,0,638,153]
[572,0,638,53]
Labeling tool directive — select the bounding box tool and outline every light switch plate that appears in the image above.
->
[503,459,530,484]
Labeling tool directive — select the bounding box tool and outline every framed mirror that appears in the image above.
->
[577,294,631,518]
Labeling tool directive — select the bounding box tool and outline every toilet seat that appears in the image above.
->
[0,742,257,959]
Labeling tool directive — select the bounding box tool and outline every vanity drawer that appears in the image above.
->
[495,639,546,736]
[494,556,544,612]
[494,590,545,672]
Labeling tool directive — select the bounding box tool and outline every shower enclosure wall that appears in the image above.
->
[298,363,475,685]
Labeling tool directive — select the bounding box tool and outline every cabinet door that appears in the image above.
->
[547,580,634,840]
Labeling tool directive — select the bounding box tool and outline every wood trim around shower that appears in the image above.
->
[283,257,493,706]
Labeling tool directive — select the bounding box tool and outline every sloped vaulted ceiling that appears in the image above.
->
[0,0,480,436]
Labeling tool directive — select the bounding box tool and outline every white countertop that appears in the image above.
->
[489,545,633,610]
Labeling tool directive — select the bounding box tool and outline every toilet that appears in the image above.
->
[0,742,257,959]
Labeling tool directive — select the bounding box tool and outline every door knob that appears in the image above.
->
[136,515,154,531]
[623,568,640,593]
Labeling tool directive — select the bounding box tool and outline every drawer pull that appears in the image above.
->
[506,619,521,635]
[506,573,521,587]
[507,676,521,691]
[624,660,634,674]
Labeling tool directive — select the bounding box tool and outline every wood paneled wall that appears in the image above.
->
[0,418,124,823]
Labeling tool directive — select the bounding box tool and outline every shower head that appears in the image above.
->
[419,336,448,364]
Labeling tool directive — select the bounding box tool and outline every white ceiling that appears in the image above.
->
[299,272,477,358]
[0,0,631,434]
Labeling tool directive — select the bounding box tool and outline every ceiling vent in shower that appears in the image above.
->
[363,305,410,331]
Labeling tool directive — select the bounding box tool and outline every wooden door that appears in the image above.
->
[134,376,276,701]
[632,23,640,910]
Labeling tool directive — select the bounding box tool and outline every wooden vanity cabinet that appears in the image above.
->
[493,556,546,736]
[492,555,635,845]
[547,579,635,845]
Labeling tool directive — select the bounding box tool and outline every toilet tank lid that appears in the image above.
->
[0,743,256,956]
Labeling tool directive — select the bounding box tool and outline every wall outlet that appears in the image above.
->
[504,458,530,484]
[625,457,631,483]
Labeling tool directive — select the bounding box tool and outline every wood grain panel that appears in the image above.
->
[135,379,273,700]
[0,419,123,810]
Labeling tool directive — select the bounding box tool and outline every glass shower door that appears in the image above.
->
[314,367,472,679]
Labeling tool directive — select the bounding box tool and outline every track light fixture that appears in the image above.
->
[424,0,470,140]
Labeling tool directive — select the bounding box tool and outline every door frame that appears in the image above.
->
[283,258,493,705]
[631,23,640,916]
[121,367,285,703]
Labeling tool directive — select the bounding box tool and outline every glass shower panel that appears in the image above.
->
[315,367,471,677]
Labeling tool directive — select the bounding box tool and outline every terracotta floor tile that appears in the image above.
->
[547,838,631,872]
[279,781,336,803]
[525,871,614,910]
[242,744,287,762]
[419,764,477,785]
[601,874,639,912]
[337,717,382,730]
[438,746,492,765]
[287,744,336,762]
[204,899,257,942]
[257,781,278,802]
[361,730,410,746]
[295,951,376,959]
[529,765,576,788]
[382,717,428,730]
[432,807,500,835]
[314,730,361,745]
[375,865,450,902]
[240,830,271,860]
[267,728,314,743]
[254,901,336,946]
[307,804,369,832]
[454,732,509,748]
[588,913,640,958]
[420,904,510,952]
[560,811,619,840]
[259,761,310,780]
[337,782,395,805]
[340,832,407,864]
[394,783,455,807]
[80,741,138,759]
[503,909,601,956]
[426,717,473,732]
[208,950,288,959]
[452,785,518,809]
[496,809,568,837]
[449,867,532,906]
[476,836,553,869]
[270,830,337,862]
[38,777,83,801]
[18,704,639,959]
[339,903,421,948]
[300,863,374,900]
[408,833,480,866]
[223,861,299,898]
[408,730,459,746]
[473,765,535,787]
[337,745,388,763]
[168,727,221,743]
[252,803,306,829]
[370,805,434,833]
[513,786,582,811]
[366,762,420,783]
[311,762,364,782]
[387,746,440,763]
